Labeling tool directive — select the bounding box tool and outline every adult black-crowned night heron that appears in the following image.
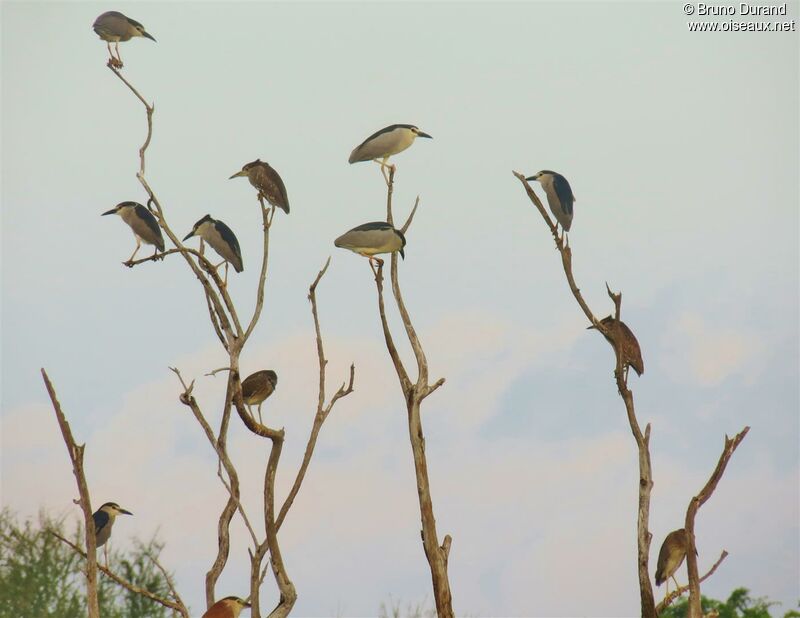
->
[655,528,694,597]
[525,170,576,238]
[229,160,290,214]
[183,215,243,285]
[92,502,132,564]
[349,124,432,181]
[102,202,165,263]
[241,370,278,424]
[92,11,155,68]
[334,222,406,269]
[588,316,644,379]
[202,596,251,618]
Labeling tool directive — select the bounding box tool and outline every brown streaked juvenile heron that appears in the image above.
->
[655,528,695,598]
[525,170,575,240]
[588,316,644,379]
[229,160,290,214]
[92,11,155,68]
[183,215,243,285]
[241,370,278,424]
[92,502,132,565]
[349,124,432,182]
[334,221,406,270]
[202,596,251,618]
[102,202,165,263]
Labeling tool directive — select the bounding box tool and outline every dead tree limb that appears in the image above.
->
[51,532,189,618]
[373,166,454,618]
[41,369,100,618]
[513,171,656,617]
[685,429,749,618]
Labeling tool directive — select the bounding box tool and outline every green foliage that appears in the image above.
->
[0,509,174,618]
[659,587,798,618]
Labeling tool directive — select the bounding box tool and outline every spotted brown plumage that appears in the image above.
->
[241,370,278,423]
[655,528,695,594]
[229,160,290,214]
[588,316,644,377]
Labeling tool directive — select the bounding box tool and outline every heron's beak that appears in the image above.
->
[399,248,405,260]
[182,231,195,241]
[242,601,252,608]
[586,324,596,330]
[417,131,432,139]
[143,31,156,42]
[229,170,247,179]
[101,208,117,216]
[525,176,538,182]
[120,508,133,516]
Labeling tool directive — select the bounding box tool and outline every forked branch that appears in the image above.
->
[685,429,749,618]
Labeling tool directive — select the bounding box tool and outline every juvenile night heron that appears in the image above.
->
[655,528,694,598]
[92,502,132,565]
[334,221,406,269]
[229,160,290,214]
[202,596,251,618]
[525,170,576,239]
[102,202,165,263]
[92,11,155,68]
[183,215,243,285]
[349,124,432,181]
[588,316,644,379]
[241,370,278,424]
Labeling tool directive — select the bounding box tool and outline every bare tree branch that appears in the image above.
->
[41,369,100,618]
[276,259,356,529]
[51,532,189,618]
[243,200,275,345]
[372,170,454,618]
[685,429,749,618]
[514,171,656,617]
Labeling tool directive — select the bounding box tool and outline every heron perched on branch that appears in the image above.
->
[202,596,251,618]
[588,316,644,379]
[183,215,243,285]
[655,528,694,598]
[241,370,278,424]
[334,222,406,269]
[349,124,432,181]
[92,11,155,68]
[526,170,575,240]
[102,202,165,264]
[92,502,132,565]
[229,160,290,214]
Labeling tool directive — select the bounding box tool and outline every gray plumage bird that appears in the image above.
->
[655,528,694,597]
[183,215,243,284]
[334,221,406,268]
[92,502,132,565]
[102,202,165,263]
[202,596,251,618]
[92,11,155,68]
[349,124,432,179]
[241,370,278,423]
[229,160,290,214]
[525,170,576,236]
[588,316,644,378]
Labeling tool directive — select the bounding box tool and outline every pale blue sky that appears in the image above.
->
[2,2,798,616]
